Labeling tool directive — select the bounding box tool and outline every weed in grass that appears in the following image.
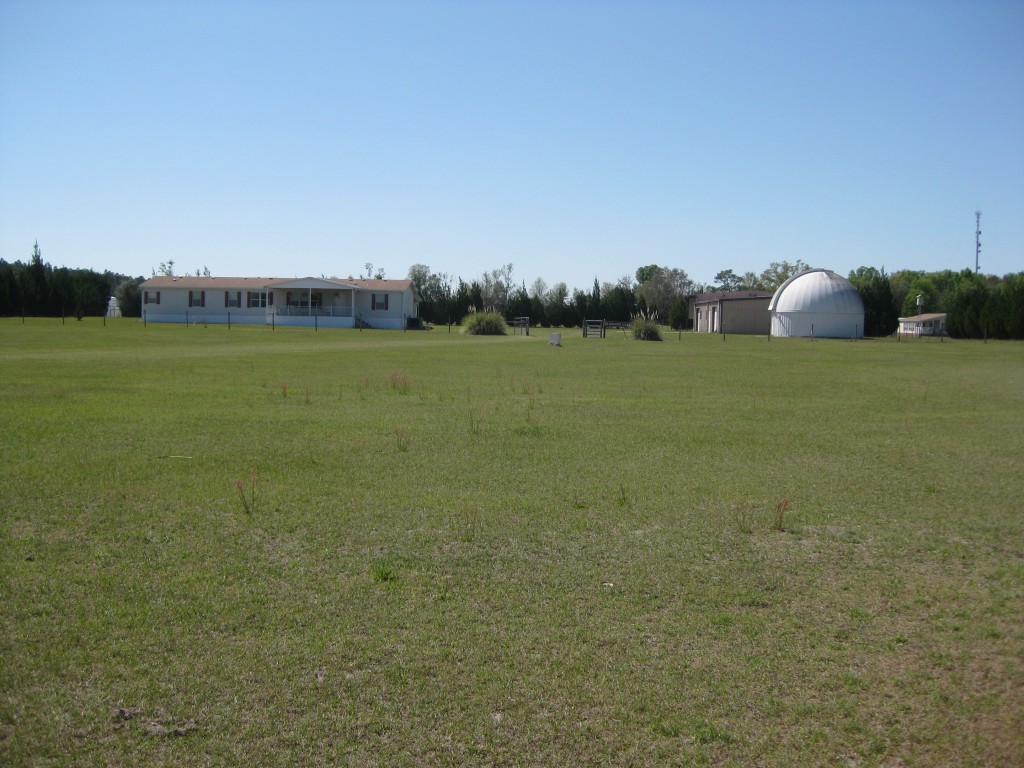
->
[142,530,171,546]
[468,406,482,436]
[513,424,542,437]
[617,483,631,509]
[371,561,398,583]
[651,719,682,738]
[733,502,754,534]
[841,670,866,691]
[461,507,479,542]
[235,473,260,516]
[692,720,733,745]
[390,371,411,394]
[394,427,411,452]
[304,387,312,405]
[772,498,790,531]
[280,382,288,398]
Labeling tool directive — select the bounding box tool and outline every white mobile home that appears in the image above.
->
[139,276,419,329]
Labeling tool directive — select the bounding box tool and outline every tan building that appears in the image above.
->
[693,291,773,334]
[898,313,947,337]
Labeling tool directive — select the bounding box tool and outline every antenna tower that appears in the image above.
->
[975,211,982,273]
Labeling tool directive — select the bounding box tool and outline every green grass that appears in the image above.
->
[2,318,1022,766]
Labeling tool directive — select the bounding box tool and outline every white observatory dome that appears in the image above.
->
[769,269,864,338]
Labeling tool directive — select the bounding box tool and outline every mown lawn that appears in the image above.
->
[1,318,1022,766]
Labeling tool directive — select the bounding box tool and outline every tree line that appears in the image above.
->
[2,242,1020,338]
[849,267,1024,339]
[409,260,816,330]
[0,243,143,318]
[412,260,1023,339]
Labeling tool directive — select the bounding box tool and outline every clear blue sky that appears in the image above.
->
[2,0,1021,291]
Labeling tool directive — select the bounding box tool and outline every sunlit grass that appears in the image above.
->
[1,318,1022,765]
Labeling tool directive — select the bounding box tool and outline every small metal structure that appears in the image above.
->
[583,319,605,338]
[511,317,530,335]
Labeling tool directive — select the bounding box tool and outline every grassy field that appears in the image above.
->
[1,318,1022,766]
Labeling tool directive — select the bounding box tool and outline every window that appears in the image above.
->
[144,291,160,305]
[288,292,322,308]
[372,293,389,311]
[189,290,205,308]
[247,291,268,308]
[224,291,241,308]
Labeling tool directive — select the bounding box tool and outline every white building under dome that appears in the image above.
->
[769,269,865,339]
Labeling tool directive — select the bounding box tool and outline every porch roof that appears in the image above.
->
[272,278,358,290]
[898,313,947,323]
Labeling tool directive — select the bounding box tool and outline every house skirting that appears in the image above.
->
[140,313,411,330]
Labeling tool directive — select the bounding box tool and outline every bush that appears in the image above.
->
[462,312,507,336]
[631,318,662,341]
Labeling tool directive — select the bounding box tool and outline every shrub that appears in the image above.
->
[462,312,507,335]
[631,318,662,341]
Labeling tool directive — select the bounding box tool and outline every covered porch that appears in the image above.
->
[269,278,357,326]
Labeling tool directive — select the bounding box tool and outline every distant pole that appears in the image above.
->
[228,311,231,330]
[62,308,65,325]
[975,211,982,273]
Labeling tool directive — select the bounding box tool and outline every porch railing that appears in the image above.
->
[276,306,353,317]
